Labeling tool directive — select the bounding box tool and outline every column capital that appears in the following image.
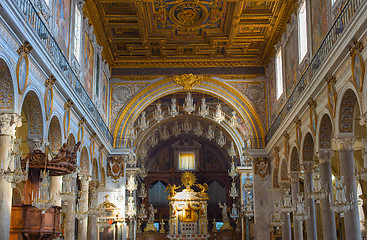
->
[78,173,91,183]
[27,137,49,152]
[290,172,301,182]
[0,113,22,136]
[315,149,334,163]
[302,161,314,172]
[333,136,355,150]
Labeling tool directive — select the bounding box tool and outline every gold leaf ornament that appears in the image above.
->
[173,74,203,90]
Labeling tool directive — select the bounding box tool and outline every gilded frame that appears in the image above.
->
[44,85,53,121]
[351,49,365,92]
[63,108,71,139]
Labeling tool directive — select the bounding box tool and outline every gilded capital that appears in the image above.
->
[315,149,334,163]
[0,113,22,136]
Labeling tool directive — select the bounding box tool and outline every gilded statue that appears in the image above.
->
[166,184,180,198]
[196,183,208,197]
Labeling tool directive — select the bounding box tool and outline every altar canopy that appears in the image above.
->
[167,172,209,240]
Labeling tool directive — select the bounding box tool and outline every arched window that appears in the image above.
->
[275,49,283,100]
[298,1,308,63]
[73,5,82,62]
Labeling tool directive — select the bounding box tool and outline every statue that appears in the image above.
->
[148,204,157,223]
[138,183,147,199]
[166,184,180,198]
[196,183,208,198]
[218,202,229,221]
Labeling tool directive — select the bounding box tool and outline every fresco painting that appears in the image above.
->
[311,0,329,55]
[54,0,71,55]
[268,71,277,124]
[102,73,108,122]
[284,30,298,96]
[84,32,94,98]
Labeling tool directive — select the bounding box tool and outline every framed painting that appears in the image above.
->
[16,52,29,94]
[351,50,365,92]
[44,86,53,121]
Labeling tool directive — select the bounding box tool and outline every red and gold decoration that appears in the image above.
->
[107,157,124,181]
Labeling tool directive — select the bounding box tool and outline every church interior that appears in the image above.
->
[0,0,367,239]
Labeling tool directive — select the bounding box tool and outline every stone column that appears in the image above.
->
[50,176,62,207]
[0,113,22,239]
[303,162,317,240]
[334,136,362,240]
[252,157,272,239]
[64,173,77,240]
[290,172,303,240]
[282,212,292,240]
[78,174,90,240]
[87,181,99,240]
[316,149,337,240]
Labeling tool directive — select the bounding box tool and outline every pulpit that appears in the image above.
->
[167,172,209,240]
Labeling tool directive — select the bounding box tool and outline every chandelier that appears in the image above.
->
[183,92,195,114]
[59,174,76,201]
[32,169,53,214]
[280,188,294,214]
[229,180,238,198]
[216,131,226,147]
[160,126,170,140]
[230,111,238,128]
[228,160,238,179]
[228,142,236,158]
[128,125,137,142]
[330,176,354,217]
[126,196,136,218]
[126,175,137,193]
[230,203,239,219]
[199,98,209,117]
[206,125,215,140]
[1,138,29,187]
[172,121,181,136]
[244,174,253,191]
[154,101,164,123]
[127,152,137,167]
[138,204,147,219]
[138,111,148,131]
[214,104,225,124]
[139,147,147,160]
[149,132,158,147]
[193,121,203,137]
[138,183,147,199]
[308,166,328,203]
[294,192,309,221]
[182,119,192,133]
[169,98,179,117]
[271,203,284,228]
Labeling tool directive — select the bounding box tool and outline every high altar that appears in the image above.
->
[166,172,209,240]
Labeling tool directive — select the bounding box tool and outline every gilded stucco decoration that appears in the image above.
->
[0,59,13,110]
[339,89,357,133]
[349,40,365,92]
[308,98,317,136]
[294,118,302,150]
[229,82,266,127]
[107,157,125,182]
[254,157,271,178]
[16,41,32,94]
[173,74,203,90]
[110,83,148,127]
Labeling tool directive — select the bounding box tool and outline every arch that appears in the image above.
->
[112,76,265,148]
[318,114,333,149]
[48,116,62,153]
[0,58,15,111]
[290,147,300,172]
[302,132,314,163]
[66,133,76,150]
[280,159,288,181]
[20,90,44,137]
[338,89,358,134]
[80,146,90,173]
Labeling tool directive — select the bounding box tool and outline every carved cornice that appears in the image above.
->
[173,74,203,90]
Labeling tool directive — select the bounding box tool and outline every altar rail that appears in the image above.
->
[13,0,113,144]
[265,0,365,143]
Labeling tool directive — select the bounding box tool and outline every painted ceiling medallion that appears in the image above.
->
[169,2,208,30]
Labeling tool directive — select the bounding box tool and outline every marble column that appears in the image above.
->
[87,181,99,240]
[290,172,303,240]
[50,176,62,206]
[78,174,90,240]
[282,212,292,240]
[253,159,272,239]
[0,113,22,239]
[303,162,317,240]
[334,136,362,240]
[64,173,77,240]
[316,149,337,240]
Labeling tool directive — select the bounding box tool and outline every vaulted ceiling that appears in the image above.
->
[84,0,297,69]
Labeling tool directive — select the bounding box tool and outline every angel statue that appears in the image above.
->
[148,204,157,223]
[218,202,229,221]
[196,183,209,197]
[165,184,180,198]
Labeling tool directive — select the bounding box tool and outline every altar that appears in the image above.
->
[166,172,210,240]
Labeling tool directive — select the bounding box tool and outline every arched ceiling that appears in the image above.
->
[84,0,297,68]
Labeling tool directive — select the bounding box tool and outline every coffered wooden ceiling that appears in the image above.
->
[84,0,296,68]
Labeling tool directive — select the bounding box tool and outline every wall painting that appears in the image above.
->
[54,0,71,55]
[84,32,94,98]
